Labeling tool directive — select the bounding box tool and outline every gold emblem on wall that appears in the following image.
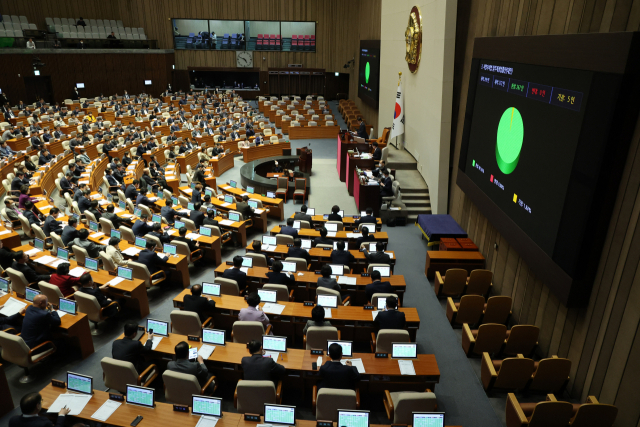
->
[405,6,422,73]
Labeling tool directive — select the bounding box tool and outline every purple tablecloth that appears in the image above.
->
[416,214,467,246]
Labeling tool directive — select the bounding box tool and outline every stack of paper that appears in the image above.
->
[327,232,337,237]
[56,310,67,318]
[240,267,249,274]
[49,259,67,268]
[90,232,104,238]
[98,200,110,206]
[385,252,394,258]
[185,233,200,240]
[0,298,27,316]
[106,277,126,287]
[220,219,234,226]
[167,229,178,235]
[372,311,380,321]
[121,214,133,218]
[398,360,416,375]
[114,208,124,214]
[263,245,276,251]
[25,248,41,256]
[178,209,190,213]
[122,247,141,256]
[341,358,366,373]
[68,267,86,277]
[337,276,357,285]
[346,233,362,239]
[221,202,231,207]
[39,204,53,210]
[91,399,122,421]
[262,303,285,315]
[151,336,163,350]
[0,230,10,236]
[264,351,280,360]
[198,344,215,359]
[47,393,92,415]
[183,188,193,193]
[254,209,264,214]
[324,308,332,318]
[196,416,220,427]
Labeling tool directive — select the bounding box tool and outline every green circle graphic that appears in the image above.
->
[496,107,524,175]
[365,62,370,84]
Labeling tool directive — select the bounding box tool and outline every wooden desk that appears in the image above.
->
[242,143,291,163]
[425,250,486,280]
[337,133,371,182]
[210,152,234,176]
[270,226,389,250]
[289,126,340,140]
[0,292,94,359]
[176,148,202,172]
[0,363,13,418]
[288,214,382,231]
[353,171,381,217]
[0,224,23,249]
[346,154,375,196]
[218,183,285,221]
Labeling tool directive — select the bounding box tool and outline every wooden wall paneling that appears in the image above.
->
[609,0,636,30]
[524,277,544,325]
[502,246,520,300]
[628,0,640,30]
[549,301,569,356]
[612,328,640,427]
[509,259,527,322]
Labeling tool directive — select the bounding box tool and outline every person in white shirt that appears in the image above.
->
[106,237,128,266]
[26,39,36,49]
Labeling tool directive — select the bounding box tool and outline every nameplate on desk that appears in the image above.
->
[138,325,146,332]
[323,247,331,251]
[287,244,293,247]
[244,414,261,422]
[314,270,321,275]
[109,393,125,401]
[226,261,233,265]
[173,404,189,412]
[317,421,332,427]
[51,379,66,389]
[375,353,389,358]
[363,305,375,310]
[188,335,200,342]
[304,301,314,306]
[108,270,117,276]
[311,349,323,355]
[361,273,370,277]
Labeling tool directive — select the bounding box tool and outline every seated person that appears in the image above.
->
[137,239,169,275]
[132,214,154,236]
[61,217,79,246]
[11,250,50,283]
[106,236,128,267]
[318,343,360,390]
[248,240,273,266]
[287,238,310,264]
[167,341,214,391]
[317,264,341,294]
[239,292,270,330]
[241,339,285,384]
[355,207,377,227]
[49,262,82,297]
[303,304,332,335]
[313,227,334,247]
[149,222,171,244]
[373,296,406,331]
[189,202,205,228]
[9,392,70,427]
[112,322,154,372]
[222,255,247,292]
[365,270,395,303]
[103,204,123,229]
[327,205,343,222]
[72,228,105,258]
[20,294,59,348]
[184,284,216,322]
[174,226,199,252]
[293,204,313,223]
[161,198,188,225]
[363,241,391,264]
[203,209,219,226]
[356,227,376,248]
[265,260,294,288]
[330,240,354,266]
[279,218,298,238]
[77,273,119,317]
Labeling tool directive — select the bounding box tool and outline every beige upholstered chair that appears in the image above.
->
[5,267,33,296]
[173,240,203,265]
[99,218,115,235]
[99,252,117,272]
[275,234,294,245]
[49,232,66,255]
[284,257,308,271]
[31,224,52,249]
[163,370,216,406]
[244,252,268,268]
[170,310,212,336]
[234,380,281,414]
[128,260,167,288]
[316,286,350,306]
[383,389,437,424]
[313,387,359,422]
[38,281,66,307]
[18,215,35,238]
[120,226,135,243]
[232,321,271,343]
[293,178,306,203]
[304,326,339,350]
[72,245,89,265]
[75,291,120,334]
[216,277,240,296]
[0,331,56,383]
[275,177,288,202]
[262,284,292,302]
[101,357,157,394]
[326,220,343,231]
[370,329,411,353]
[370,293,398,307]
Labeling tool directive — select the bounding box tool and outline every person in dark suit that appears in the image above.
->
[330,240,355,266]
[203,209,219,226]
[9,392,70,427]
[184,284,216,322]
[248,240,273,267]
[192,165,206,185]
[136,190,155,208]
[132,214,154,236]
[374,296,406,332]
[242,339,285,384]
[235,195,254,219]
[355,207,377,227]
[12,251,50,284]
[11,172,29,192]
[356,117,368,139]
[372,141,382,161]
[380,169,393,198]
[189,203,205,228]
[318,343,360,390]
[191,184,203,204]
[317,264,341,294]
[72,228,105,259]
[222,255,247,292]
[22,201,42,227]
[60,217,79,246]
[293,205,313,224]
[356,227,376,248]
[76,273,119,315]
[313,227,334,247]
[174,226,200,252]
[149,222,171,244]
[327,205,343,222]
[161,198,187,225]
[280,218,298,238]
[87,200,103,222]
[365,270,395,303]
[103,205,123,229]
[287,238,310,264]
[138,240,169,275]
[20,294,59,348]
[167,341,213,390]
[77,189,92,213]
[112,322,153,372]
[363,242,391,264]
[43,208,63,237]
[125,180,140,200]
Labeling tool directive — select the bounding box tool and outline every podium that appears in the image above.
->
[297,147,313,173]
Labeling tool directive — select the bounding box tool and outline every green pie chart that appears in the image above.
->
[365,62,371,84]
[496,107,524,175]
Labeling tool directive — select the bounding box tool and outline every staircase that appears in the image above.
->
[386,148,431,221]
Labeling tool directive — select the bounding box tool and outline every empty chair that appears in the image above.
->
[5,267,33,295]
[503,325,539,357]
[313,387,359,422]
[216,278,241,296]
[244,252,268,268]
[446,294,485,326]
[293,178,307,204]
[0,331,56,383]
[232,321,270,343]
[434,268,467,297]
[275,177,288,202]
[506,393,573,427]
[284,257,308,271]
[465,269,493,297]
[481,353,535,392]
[127,260,167,289]
[262,284,293,302]
[370,329,410,353]
[38,282,66,307]
[163,370,216,406]
[528,356,571,394]
[316,287,350,306]
[275,234,294,246]
[462,323,507,357]
[101,357,157,394]
[567,396,618,427]
[170,309,212,336]
[304,326,339,350]
[235,380,281,414]
[383,389,437,424]
[482,295,512,324]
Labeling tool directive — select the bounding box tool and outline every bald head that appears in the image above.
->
[33,294,48,309]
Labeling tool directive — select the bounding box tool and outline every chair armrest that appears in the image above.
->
[342,296,351,306]
[202,317,214,329]
[506,393,527,426]
[586,396,599,404]
[383,389,394,419]
[434,271,444,296]
[546,394,558,402]
[289,289,295,302]
[481,352,497,391]
[191,249,203,258]
[312,385,318,411]
[2,327,17,335]
[302,334,307,347]
[150,270,167,280]
[100,301,120,319]
[461,323,475,356]
[276,380,283,404]
[265,324,272,335]
[138,363,157,386]
[355,388,360,409]
[446,297,457,325]
[28,340,56,363]
[370,332,376,353]
[201,375,216,395]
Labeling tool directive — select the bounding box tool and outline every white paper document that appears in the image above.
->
[196,416,220,427]
[185,233,200,240]
[0,298,27,316]
[263,245,276,251]
[151,336,163,350]
[25,248,41,256]
[167,229,178,235]
[49,259,67,268]
[178,209,190,213]
[254,209,264,214]
[68,267,86,277]
[264,351,280,360]
[121,214,133,218]
[341,358,366,374]
[183,189,192,193]
[337,276,357,285]
[262,303,285,315]
[90,232,105,238]
[47,393,92,415]
[327,232,337,237]
[385,252,394,258]
[198,344,215,359]
[56,310,66,318]
[221,202,231,207]
[240,267,249,274]
[34,255,56,265]
[219,219,234,226]
[38,205,53,210]
[122,247,141,256]
[346,233,362,238]
[114,208,124,214]
[324,308,332,318]
[372,311,380,321]
[106,277,126,287]
[0,230,10,235]
[91,398,122,421]
[398,359,416,375]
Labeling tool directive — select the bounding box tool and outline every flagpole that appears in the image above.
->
[392,72,402,150]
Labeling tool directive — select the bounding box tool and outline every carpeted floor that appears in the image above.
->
[0,101,505,427]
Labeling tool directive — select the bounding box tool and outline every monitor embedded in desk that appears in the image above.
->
[329,264,344,276]
[25,287,40,302]
[126,384,155,408]
[174,220,185,230]
[0,277,8,293]
[248,200,258,209]
[372,265,390,277]
[59,298,77,315]
[327,340,353,357]
[266,191,276,198]
[264,404,296,426]
[199,226,212,237]
[134,208,142,217]
[241,256,253,268]
[229,180,237,188]
[263,335,287,352]
[262,235,277,246]
[292,220,301,229]
[325,223,338,232]
[300,239,312,250]
[192,395,223,417]
[202,328,225,345]
[89,220,99,232]
[118,201,127,210]
[135,236,147,248]
[117,266,133,280]
[413,412,445,427]
[306,208,315,216]
[228,212,240,222]
[317,294,338,308]
[337,410,369,427]
[85,257,98,271]
[188,202,195,210]
[152,214,162,224]
[172,196,179,206]
[392,342,417,359]
[224,195,235,204]
[258,289,277,303]
[202,282,221,297]
[163,244,177,255]
[337,210,344,217]
[281,261,296,273]
[111,229,121,239]
[246,186,254,194]
[34,238,44,251]
[57,247,69,260]
[146,318,169,337]
[67,372,93,394]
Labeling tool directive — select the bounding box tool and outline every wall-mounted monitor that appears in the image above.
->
[144,80,152,85]
[358,40,380,109]
[76,83,85,89]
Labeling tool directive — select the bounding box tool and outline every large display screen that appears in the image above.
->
[463,60,592,256]
[358,40,381,109]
